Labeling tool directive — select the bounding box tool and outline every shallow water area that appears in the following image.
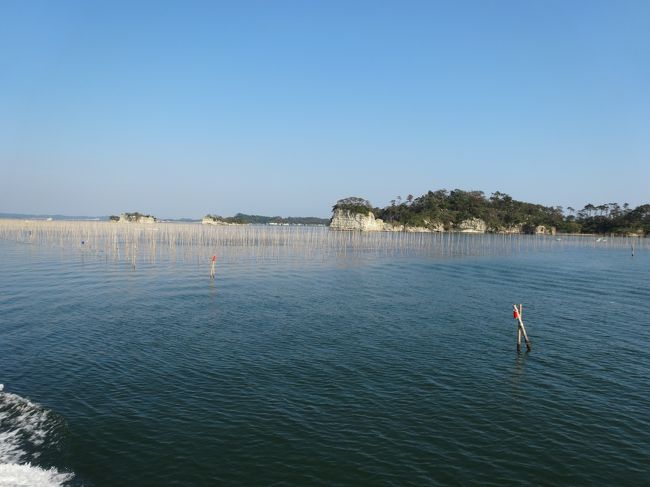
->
[1,225,649,486]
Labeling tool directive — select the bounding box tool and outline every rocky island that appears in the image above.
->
[110,212,157,223]
[329,191,649,235]
[330,206,444,232]
[330,206,541,234]
[202,215,242,226]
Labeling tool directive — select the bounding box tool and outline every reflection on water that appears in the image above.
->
[512,350,530,388]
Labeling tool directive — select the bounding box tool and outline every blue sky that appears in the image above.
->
[1,0,648,218]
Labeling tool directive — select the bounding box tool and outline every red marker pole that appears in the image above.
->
[514,306,522,351]
[210,255,216,279]
[513,304,531,352]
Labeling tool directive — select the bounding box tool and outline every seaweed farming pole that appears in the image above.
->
[513,304,532,352]
[210,255,216,279]
[516,306,522,351]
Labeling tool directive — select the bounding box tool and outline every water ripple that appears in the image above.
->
[0,237,649,486]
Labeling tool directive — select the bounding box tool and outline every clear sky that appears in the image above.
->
[1,0,648,218]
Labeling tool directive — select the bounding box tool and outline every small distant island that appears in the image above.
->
[330,190,650,236]
[202,213,329,226]
[110,212,157,223]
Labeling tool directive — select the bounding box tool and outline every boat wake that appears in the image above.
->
[0,385,73,486]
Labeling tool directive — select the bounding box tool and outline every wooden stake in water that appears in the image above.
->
[513,304,532,352]
[210,255,216,279]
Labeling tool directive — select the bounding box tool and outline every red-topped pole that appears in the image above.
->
[513,304,531,352]
[210,255,216,279]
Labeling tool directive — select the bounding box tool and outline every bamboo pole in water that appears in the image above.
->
[515,304,523,352]
[513,304,532,352]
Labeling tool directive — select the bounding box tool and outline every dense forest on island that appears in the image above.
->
[333,191,649,235]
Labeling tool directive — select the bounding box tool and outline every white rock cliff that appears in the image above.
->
[329,209,556,234]
[454,218,487,233]
[329,209,386,231]
[202,216,240,226]
[329,209,444,232]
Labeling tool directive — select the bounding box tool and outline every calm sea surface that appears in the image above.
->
[1,231,649,486]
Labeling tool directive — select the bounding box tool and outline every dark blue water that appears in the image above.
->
[1,237,649,486]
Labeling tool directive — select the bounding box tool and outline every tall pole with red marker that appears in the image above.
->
[210,255,216,279]
[513,304,532,352]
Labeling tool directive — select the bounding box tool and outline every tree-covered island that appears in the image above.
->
[203,213,329,226]
[109,212,157,223]
[332,190,649,235]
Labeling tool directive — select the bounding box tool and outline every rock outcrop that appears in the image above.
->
[329,209,387,231]
[455,218,487,233]
[330,209,444,232]
[534,225,556,235]
[202,216,240,226]
[492,224,523,234]
[118,212,156,223]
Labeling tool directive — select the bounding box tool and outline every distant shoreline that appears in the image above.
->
[0,213,329,225]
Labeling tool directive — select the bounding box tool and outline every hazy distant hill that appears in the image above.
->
[231,213,329,225]
[204,213,329,225]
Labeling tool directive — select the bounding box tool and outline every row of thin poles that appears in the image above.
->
[0,220,645,267]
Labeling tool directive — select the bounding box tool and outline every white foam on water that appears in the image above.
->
[0,463,72,487]
[0,390,73,487]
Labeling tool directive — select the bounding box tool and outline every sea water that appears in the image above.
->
[0,232,648,486]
